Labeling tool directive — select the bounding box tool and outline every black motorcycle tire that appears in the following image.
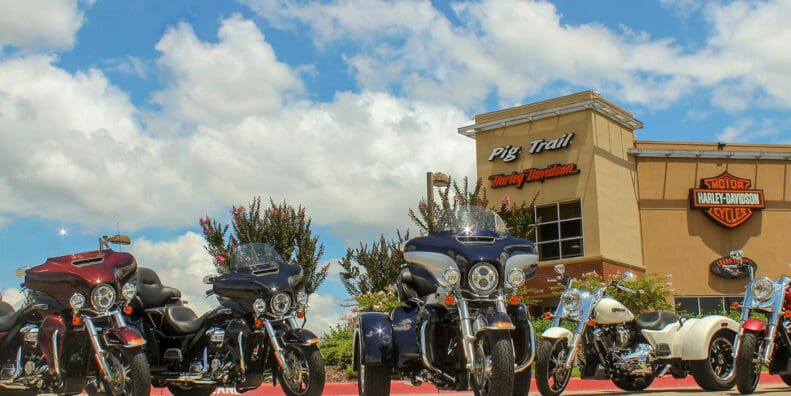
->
[86,347,150,396]
[611,375,653,391]
[356,338,390,396]
[276,344,326,396]
[690,329,737,391]
[167,385,216,396]
[781,374,791,386]
[735,332,762,394]
[535,338,571,396]
[472,331,514,396]
[513,367,532,396]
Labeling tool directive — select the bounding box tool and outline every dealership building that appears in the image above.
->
[458,91,791,314]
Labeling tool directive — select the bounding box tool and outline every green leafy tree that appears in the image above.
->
[570,272,673,314]
[339,231,409,296]
[200,197,329,295]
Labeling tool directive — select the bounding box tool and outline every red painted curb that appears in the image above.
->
[136,372,786,395]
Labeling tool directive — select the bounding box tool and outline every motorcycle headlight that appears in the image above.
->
[752,277,774,302]
[443,268,461,286]
[70,293,86,310]
[296,290,308,305]
[507,269,525,288]
[253,298,267,314]
[560,289,582,313]
[121,283,136,300]
[90,284,116,312]
[271,292,291,315]
[468,263,498,295]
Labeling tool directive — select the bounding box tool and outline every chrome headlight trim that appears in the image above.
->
[90,284,116,312]
[253,298,267,314]
[271,292,291,315]
[560,289,582,313]
[751,277,774,302]
[507,269,525,288]
[70,293,86,310]
[443,268,461,286]
[121,282,136,301]
[468,263,498,295]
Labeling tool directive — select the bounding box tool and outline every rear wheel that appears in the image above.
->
[471,331,514,396]
[87,347,150,396]
[356,338,390,396]
[690,329,736,391]
[735,332,762,394]
[277,344,325,396]
[781,374,791,386]
[535,338,570,396]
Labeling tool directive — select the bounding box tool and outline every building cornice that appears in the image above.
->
[458,98,644,138]
[628,148,791,161]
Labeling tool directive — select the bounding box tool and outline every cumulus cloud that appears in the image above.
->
[304,292,345,336]
[0,0,85,51]
[240,0,791,111]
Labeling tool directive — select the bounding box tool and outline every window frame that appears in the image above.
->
[532,199,584,261]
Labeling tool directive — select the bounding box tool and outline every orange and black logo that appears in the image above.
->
[690,172,765,228]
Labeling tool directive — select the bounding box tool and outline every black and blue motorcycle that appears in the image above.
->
[354,205,539,396]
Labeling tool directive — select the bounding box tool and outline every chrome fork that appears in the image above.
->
[262,319,293,376]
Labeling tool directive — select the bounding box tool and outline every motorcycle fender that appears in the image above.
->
[541,326,573,344]
[281,328,320,346]
[40,315,66,374]
[353,312,393,368]
[475,312,516,332]
[742,318,767,333]
[103,326,146,348]
[677,315,738,360]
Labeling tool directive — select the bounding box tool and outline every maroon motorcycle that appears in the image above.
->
[0,235,150,395]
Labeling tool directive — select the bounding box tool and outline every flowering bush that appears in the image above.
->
[339,231,408,296]
[346,286,402,313]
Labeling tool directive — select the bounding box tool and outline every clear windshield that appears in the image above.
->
[436,205,508,236]
[230,243,287,271]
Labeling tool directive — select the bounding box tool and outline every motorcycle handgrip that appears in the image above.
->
[617,284,636,294]
[205,289,215,296]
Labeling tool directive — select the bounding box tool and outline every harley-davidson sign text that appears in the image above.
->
[489,163,580,189]
[689,172,765,228]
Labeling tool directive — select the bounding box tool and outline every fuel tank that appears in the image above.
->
[593,297,634,324]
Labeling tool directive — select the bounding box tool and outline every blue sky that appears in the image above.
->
[2,0,790,334]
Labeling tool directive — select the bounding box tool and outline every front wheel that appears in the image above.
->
[690,329,736,391]
[735,332,762,394]
[356,338,390,396]
[87,347,150,396]
[535,338,571,396]
[471,331,514,396]
[276,344,326,396]
[513,368,532,396]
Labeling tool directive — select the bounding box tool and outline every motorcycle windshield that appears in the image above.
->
[436,205,508,237]
[230,243,287,272]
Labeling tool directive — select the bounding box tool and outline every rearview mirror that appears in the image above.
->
[106,234,131,245]
[15,267,29,278]
[622,272,636,282]
[553,264,565,275]
[203,275,215,284]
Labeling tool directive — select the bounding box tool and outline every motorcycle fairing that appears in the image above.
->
[280,328,320,346]
[102,326,146,348]
[353,312,393,367]
[211,261,303,307]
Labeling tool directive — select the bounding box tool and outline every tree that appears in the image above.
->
[408,175,537,239]
[339,231,409,296]
[200,197,329,296]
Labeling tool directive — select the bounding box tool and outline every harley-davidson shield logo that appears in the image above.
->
[690,172,765,228]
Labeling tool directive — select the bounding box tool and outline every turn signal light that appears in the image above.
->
[543,312,553,320]
[297,311,305,319]
[731,301,741,310]
[123,306,133,315]
[784,311,791,319]
[444,295,456,306]
[493,321,514,329]
[588,318,596,327]
[72,316,82,326]
[254,319,263,328]
[509,295,521,305]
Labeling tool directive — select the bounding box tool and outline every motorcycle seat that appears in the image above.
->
[0,302,23,332]
[635,311,680,331]
[162,305,203,336]
[397,265,438,305]
[137,267,183,309]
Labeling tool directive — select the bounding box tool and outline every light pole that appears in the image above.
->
[426,171,450,209]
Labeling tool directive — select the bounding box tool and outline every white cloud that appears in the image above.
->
[304,292,345,337]
[1,287,26,309]
[0,0,85,51]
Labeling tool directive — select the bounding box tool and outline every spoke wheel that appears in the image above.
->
[277,345,325,396]
[87,347,150,396]
[690,329,736,391]
[535,338,571,396]
[735,332,762,394]
[471,331,514,396]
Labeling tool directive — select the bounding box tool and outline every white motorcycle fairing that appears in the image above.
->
[640,315,739,360]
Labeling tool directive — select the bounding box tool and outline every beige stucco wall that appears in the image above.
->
[635,141,791,296]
